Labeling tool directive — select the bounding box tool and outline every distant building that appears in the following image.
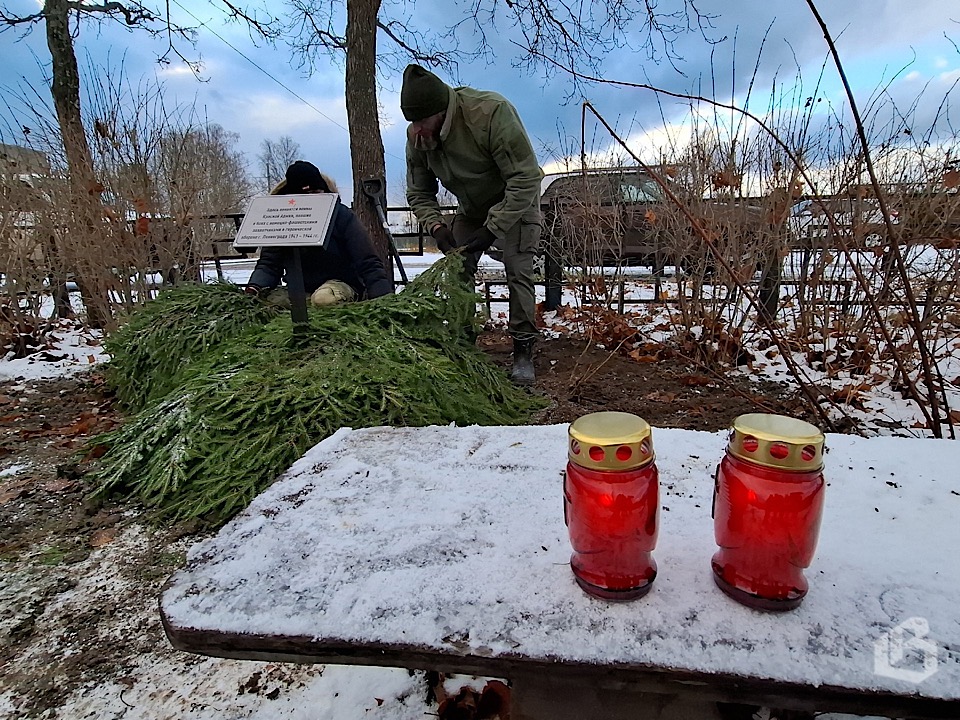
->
[0,143,51,181]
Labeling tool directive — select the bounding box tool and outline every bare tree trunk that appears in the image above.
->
[45,0,112,327]
[345,0,391,270]
[45,0,93,188]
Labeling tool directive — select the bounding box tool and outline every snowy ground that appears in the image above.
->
[2,254,955,719]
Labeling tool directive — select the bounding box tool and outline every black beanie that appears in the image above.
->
[400,65,450,122]
[284,161,329,193]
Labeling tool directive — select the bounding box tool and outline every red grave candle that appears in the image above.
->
[564,412,660,600]
[711,413,826,611]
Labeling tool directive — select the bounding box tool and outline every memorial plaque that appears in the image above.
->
[234,194,338,249]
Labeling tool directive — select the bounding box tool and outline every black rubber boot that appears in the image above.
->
[511,337,536,386]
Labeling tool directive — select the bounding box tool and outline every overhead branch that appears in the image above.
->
[376,19,456,67]
[459,0,721,83]
[66,1,157,26]
[0,10,45,26]
[217,0,280,40]
[946,30,959,56]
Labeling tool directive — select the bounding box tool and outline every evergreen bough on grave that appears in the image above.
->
[94,255,545,525]
[104,281,285,409]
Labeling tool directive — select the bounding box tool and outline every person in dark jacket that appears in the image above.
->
[245,161,392,305]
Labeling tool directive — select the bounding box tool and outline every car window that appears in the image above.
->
[544,171,666,204]
[620,177,663,203]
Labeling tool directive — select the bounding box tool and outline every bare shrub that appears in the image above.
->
[540,49,959,434]
[0,59,252,337]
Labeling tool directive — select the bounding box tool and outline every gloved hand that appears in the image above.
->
[431,223,456,255]
[461,226,497,254]
[243,284,261,296]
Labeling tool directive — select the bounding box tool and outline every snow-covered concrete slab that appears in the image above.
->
[162,424,960,716]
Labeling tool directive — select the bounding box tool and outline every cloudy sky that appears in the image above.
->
[1,0,958,203]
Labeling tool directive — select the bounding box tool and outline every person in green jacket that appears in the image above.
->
[401,64,543,385]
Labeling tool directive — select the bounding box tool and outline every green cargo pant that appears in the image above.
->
[451,208,541,341]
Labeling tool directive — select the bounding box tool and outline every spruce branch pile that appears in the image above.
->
[105,282,284,409]
[95,256,545,524]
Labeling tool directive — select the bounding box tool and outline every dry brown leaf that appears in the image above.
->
[42,478,76,493]
[627,348,658,363]
[680,374,713,387]
[830,383,872,409]
[0,478,32,505]
[944,169,960,188]
[90,527,118,548]
[85,443,109,460]
[710,170,740,189]
[477,680,511,720]
[438,687,479,719]
[60,413,99,437]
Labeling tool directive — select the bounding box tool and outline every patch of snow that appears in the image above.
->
[0,321,107,383]
[0,463,28,478]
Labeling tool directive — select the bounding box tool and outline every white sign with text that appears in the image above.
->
[233,193,339,248]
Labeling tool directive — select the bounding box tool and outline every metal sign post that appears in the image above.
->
[361,178,408,284]
[234,194,339,334]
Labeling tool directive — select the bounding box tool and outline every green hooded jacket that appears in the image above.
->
[405,85,543,240]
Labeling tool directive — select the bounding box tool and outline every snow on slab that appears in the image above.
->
[164,424,960,703]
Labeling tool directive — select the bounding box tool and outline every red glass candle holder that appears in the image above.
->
[711,413,826,611]
[564,412,659,601]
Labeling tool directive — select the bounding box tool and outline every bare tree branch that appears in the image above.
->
[453,0,722,86]
[525,47,944,433]
[65,1,156,26]
[217,0,280,40]
[376,19,456,67]
[804,0,948,435]
[0,9,45,27]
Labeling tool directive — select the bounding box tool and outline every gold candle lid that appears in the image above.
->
[728,413,825,471]
[568,411,654,471]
